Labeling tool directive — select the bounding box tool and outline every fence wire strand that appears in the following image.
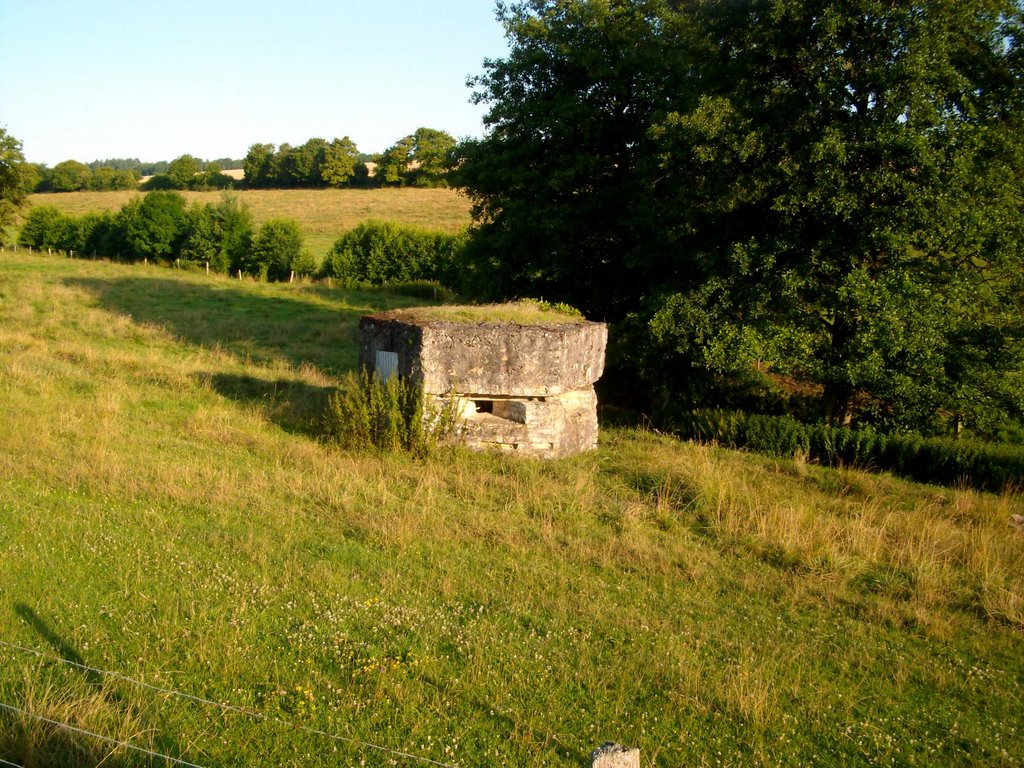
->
[0,639,457,768]
[0,701,206,767]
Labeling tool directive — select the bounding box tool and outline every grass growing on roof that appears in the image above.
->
[0,250,1022,766]
[380,299,587,325]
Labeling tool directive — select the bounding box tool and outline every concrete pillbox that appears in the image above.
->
[358,306,608,458]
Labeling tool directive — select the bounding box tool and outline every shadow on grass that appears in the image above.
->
[6,604,191,767]
[65,274,375,376]
[202,371,337,437]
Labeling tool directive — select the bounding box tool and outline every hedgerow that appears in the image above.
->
[670,410,1024,491]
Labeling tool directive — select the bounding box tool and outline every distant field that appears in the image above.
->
[26,187,474,260]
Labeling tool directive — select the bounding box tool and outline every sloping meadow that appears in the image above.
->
[0,252,1022,766]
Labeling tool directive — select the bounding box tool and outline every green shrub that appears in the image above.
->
[18,206,78,251]
[244,218,303,281]
[322,370,460,457]
[671,409,1024,491]
[319,220,466,286]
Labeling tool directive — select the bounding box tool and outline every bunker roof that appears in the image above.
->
[365,300,588,327]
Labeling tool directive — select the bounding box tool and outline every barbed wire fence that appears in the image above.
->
[0,638,459,768]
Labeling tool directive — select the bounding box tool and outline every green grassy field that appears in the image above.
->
[25,188,474,260]
[0,251,1022,767]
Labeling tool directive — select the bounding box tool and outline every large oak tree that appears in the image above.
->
[458,0,1024,432]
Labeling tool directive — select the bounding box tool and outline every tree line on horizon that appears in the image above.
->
[15,127,458,194]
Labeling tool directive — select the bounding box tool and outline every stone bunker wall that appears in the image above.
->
[359,313,608,458]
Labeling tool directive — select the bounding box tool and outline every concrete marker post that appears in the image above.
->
[590,743,640,768]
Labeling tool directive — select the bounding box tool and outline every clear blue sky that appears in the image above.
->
[0,0,510,165]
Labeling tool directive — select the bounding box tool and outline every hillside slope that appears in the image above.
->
[0,252,1021,766]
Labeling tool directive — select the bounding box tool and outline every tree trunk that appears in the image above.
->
[822,380,853,427]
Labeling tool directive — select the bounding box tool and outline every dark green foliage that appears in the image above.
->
[319,220,467,286]
[671,410,1024,492]
[243,143,275,188]
[0,128,27,238]
[375,135,415,186]
[18,206,72,250]
[20,163,48,196]
[48,159,92,192]
[26,158,226,193]
[458,0,1024,429]
[322,370,460,457]
[179,204,220,267]
[139,174,175,191]
[166,154,200,188]
[377,129,457,188]
[190,162,235,191]
[16,192,258,269]
[80,211,124,257]
[87,166,139,191]
[178,197,254,273]
[320,137,360,187]
[17,207,122,256]
[125,191,188,261]
[213,197,255,274]
[243,137,366,189]
[245,218,304,281]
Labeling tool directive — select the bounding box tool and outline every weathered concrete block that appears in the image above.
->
[435,387,598,458]
[358,305,607,458]
[359,313,607,396]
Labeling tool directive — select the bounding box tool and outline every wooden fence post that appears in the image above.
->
[591,743,640,768]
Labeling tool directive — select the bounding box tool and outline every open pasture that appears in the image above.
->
[0,251,1022,766]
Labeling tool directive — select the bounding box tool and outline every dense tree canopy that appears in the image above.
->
[48,159,93,192]
[0,127,27,231]
[166,154,201,188]
[458,0,1024,433]
[123,190,188,260]
[244,218,305,280]
[377,128,457,187]
[243,137,365,189]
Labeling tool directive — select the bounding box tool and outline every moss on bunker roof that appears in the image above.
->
[371,300,587,326]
